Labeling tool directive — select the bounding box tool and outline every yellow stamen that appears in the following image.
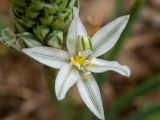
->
[70,54,85,69]
[70,52,93,70]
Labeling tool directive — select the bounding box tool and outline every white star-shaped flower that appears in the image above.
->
[23,7,131,120]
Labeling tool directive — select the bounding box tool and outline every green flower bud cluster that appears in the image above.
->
[1,0,79,50]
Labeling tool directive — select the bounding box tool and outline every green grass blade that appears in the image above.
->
[79,107,92,120]
[106,74,160,117]
[124,104,160,120]
[113,0,123,18]
[108,0,146,60]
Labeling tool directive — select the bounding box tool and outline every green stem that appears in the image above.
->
[45,67,56,97]
[79,107,92,120]
[113,0,123,18]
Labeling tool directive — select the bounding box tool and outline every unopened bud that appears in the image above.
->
[1,28,22,51]
[15,19,27,33]
[68,0,79,8]
[46,30,63,49]
[33,25,50,42]
[17,32,42,48]
[30,0,44,11]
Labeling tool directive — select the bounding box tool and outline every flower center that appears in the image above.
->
[70,53,85,69]
[72,55,85,65]
[70,52,93,70]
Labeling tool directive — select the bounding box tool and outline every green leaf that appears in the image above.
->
[107,74,160,117]
[124,104,160,120]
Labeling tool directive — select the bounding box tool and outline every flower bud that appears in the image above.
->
[55,0,68,10]
[51,9,72,32]
[25,7,39,19]
[33,25,50,42]
[68,0,79,8]
[23,17,36,28]
[17,32,42,48]
[46,30,63,49]
[1,28,22,51]
[30,0,44,11]
[15,19,27,33]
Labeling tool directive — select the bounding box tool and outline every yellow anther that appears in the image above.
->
[71,56,85,65]
[70,53,85,69]
[70,52,93,70]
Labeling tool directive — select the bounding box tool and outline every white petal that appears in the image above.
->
[92,15,130,57]
[23,47,69,69]
[67,7,87,56]
[55,64,79,100]
[77,72,105,120]
[86,58,131,77]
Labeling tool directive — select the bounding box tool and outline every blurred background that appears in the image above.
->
[0,0,160,120]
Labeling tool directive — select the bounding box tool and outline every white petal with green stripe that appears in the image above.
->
[86,58,131,77]
[77,72,105,120]
[92,15,130,57]
[55,64,79,100]
[67,7,87,56]
[23,47,69,69]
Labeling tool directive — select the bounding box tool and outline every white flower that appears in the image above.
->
[23,7,131,120]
